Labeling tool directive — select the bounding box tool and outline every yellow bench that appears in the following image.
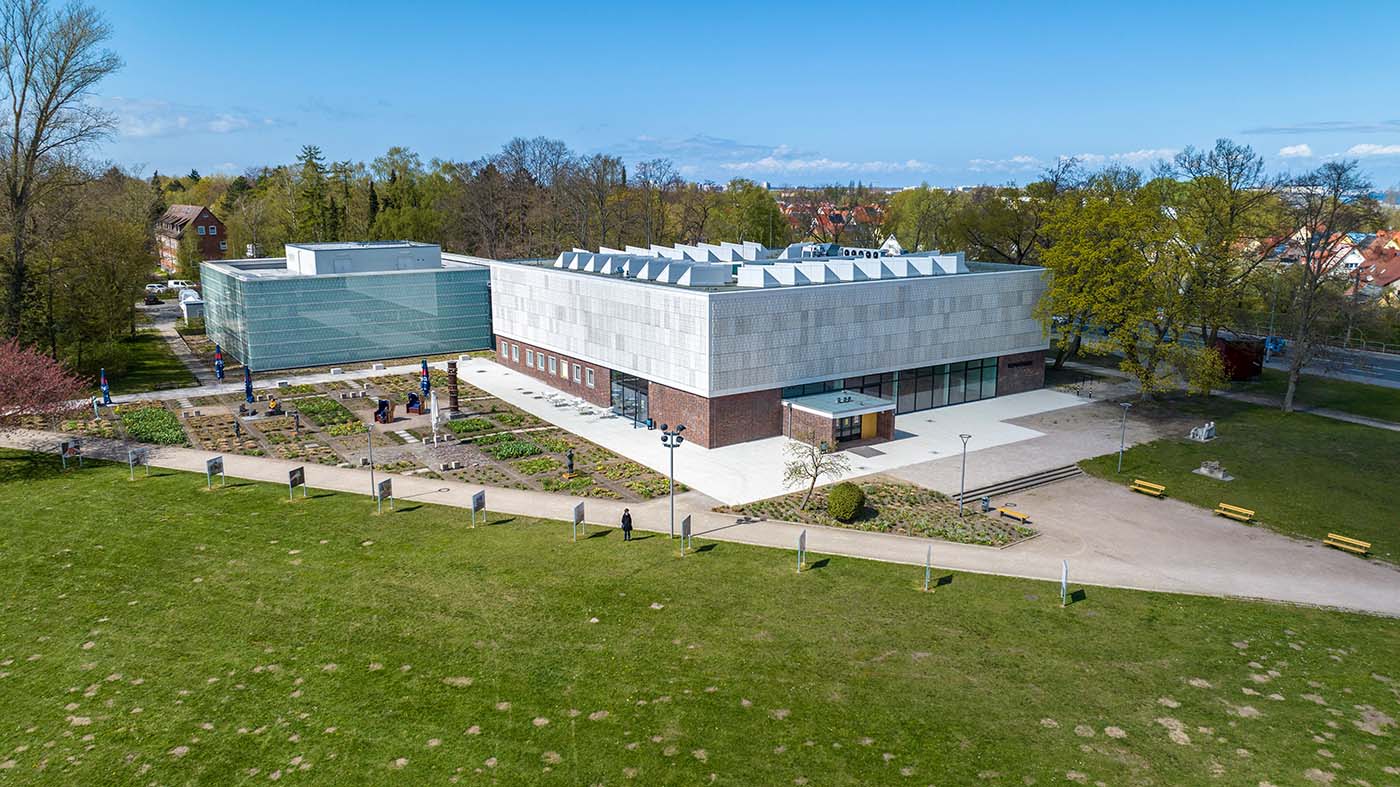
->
[1130,479,1165,498]
[996,507,1031,525]
[1324,533,1371,555]
[1214,503,1255,522]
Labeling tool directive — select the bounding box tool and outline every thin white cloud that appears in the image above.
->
[722,156,930,174]
[968,155,1041,172]
[1346,143,1400,157]
[99,96,283,138]
[1068,148,1178,167]
[1278,144,1313,158]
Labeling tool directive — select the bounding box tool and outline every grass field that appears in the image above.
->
[1233,368,1400,423]
[1082,398,1400,563]
[1,451,1398,785]
[108,332,196,394]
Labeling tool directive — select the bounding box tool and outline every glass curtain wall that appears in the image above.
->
[781,357,1000,416]
[610,371,650,425]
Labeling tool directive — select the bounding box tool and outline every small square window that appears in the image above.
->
[511,344,519,362]
[219,240,227,251]
[585,368,595,388]
[572,363,581,383]
[207,225,217,236]
[196,225,206,235]
[548,357,557,375]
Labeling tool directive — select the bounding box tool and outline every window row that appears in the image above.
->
[780,357,1000,415]
[195,225,218,236]
[499,339,595,388]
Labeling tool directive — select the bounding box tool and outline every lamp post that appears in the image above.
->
[957,433,972,516]
[1117,402,1133,474]
[660,423,686,538]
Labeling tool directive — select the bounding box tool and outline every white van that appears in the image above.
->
[166,279,196,290]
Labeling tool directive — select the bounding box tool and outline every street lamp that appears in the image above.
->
[957,433,972,516]
[660,423,685,538]
[1117,402,1133,474]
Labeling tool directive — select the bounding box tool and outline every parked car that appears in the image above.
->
[166,279,196,290]
[144,283,167,294]
[143,292,162,305]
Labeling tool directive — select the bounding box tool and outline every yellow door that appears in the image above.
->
[860,413,877,439]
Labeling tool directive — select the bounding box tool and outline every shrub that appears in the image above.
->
[484,440,541,460]
[294,397,358,426]
[325,421,367,436]
[513,457,561,475]
[119,406,186,445]
[472,432,515,446]
[826,482,866,522]
[446,418,493,435]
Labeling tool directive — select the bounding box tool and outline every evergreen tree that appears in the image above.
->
[186,168,201,183]
[294,145,328,241]
[367,180,380,230]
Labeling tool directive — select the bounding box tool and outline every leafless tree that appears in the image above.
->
[1278,160,1380,412]
[782,431,851,510]
[0,0,120,337]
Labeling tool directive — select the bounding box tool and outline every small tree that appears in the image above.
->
[175,228,203,282]
[0,338,87,432]
[782,431,851,510]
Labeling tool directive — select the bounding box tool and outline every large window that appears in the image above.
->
[610,371,649,424]
[835,416,861,442]
[783,357,1002,417]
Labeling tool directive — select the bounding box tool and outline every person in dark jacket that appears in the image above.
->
[621,508,633,541]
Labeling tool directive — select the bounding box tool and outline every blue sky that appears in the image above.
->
[96,0,1400,187]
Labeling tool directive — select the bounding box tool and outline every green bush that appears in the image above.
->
[446,418,494,435]
[325,421,367,436]
[472,432,515,446]
[294,397,358,426]
[484,440,541,460]
[826,482,866,522]
[119,406,186,445]
[513,457,561,475]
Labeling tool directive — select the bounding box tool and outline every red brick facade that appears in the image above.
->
[782,405,895,448]
[155,204,227,272]
[648,384,783,449]
[494,335,612,408]
[997,350,1045,396]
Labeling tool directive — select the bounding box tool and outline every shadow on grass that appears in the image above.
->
[806,558,831,570]
[1067,588,1088,606]
[586,529,611,539]
[934,573,954,588]
[694,543,717,553]
[394,503,424,513]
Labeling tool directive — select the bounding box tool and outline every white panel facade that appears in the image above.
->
[706,266,1048,396]
[487,262,712,395]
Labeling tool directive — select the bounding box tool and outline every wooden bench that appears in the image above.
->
[1324,533,1371,555]
[996,507,1031,525]
[1130,479,1165,497]
[1214,503,1254,522]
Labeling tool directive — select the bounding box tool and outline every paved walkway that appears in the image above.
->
[1218,390,1400,433]
[9,428,1398,617]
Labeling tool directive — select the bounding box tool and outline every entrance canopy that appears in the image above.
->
[782,389,895,418]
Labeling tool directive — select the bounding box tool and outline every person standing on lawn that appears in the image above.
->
[621,508,633,541]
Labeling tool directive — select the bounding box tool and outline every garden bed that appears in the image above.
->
[115,402,187,445]
[718,481,1036,547]
[185,414,264,456]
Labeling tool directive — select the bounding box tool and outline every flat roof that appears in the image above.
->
[284,240,436,252]
[202,256,489,282]
[782,389,895,418]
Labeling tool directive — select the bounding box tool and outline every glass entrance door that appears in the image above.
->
[610,371,649,425]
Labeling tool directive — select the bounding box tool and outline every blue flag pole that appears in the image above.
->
[420,359,430,398]
[244,367,254,403]
[99,368,111,405]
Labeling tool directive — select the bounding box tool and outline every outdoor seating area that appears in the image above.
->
[1130,479,1166,497]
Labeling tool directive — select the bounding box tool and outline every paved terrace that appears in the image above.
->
[7,428,1398,618]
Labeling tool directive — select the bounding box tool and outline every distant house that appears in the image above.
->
[156,204,227,272]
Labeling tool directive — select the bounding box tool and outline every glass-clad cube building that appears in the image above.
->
[201,242,492,371]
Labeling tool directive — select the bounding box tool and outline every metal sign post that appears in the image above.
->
[471,490,485,527]
[90,396,100,419]
[206,456,225,489]
[924,545,932,592]
[797,529,807,572]
[128,448,149,481]
[681,515,692,556]
[289,466,307,500]
[572,502,585,541]
[1060,560,1069,608]
[377,478,393,513]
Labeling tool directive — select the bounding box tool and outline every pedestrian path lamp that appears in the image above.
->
[1117,402,1133,474]
[957,433,972,516]
[660,424,685,538]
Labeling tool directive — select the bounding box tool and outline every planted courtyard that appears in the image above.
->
[0,451,1396,785]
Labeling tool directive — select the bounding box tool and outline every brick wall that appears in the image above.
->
[998,350,1045,396]
[649,384,783,449]
[494,335,612,408]
[781,405,836,448]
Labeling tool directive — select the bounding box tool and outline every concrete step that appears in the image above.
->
[957,464,1083,504]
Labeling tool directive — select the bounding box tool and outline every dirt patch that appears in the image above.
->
[1353,706,1396,735]
[1155,717,1191,746]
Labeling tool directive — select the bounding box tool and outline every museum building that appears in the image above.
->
[485,241,1048,449]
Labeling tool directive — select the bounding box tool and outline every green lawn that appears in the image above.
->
[106,331,196,394]
[2,451,1398,785]
[1082,398,1400,562]
[1234,368,1400,423]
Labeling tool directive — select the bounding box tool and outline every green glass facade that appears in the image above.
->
[202,262,492,371]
